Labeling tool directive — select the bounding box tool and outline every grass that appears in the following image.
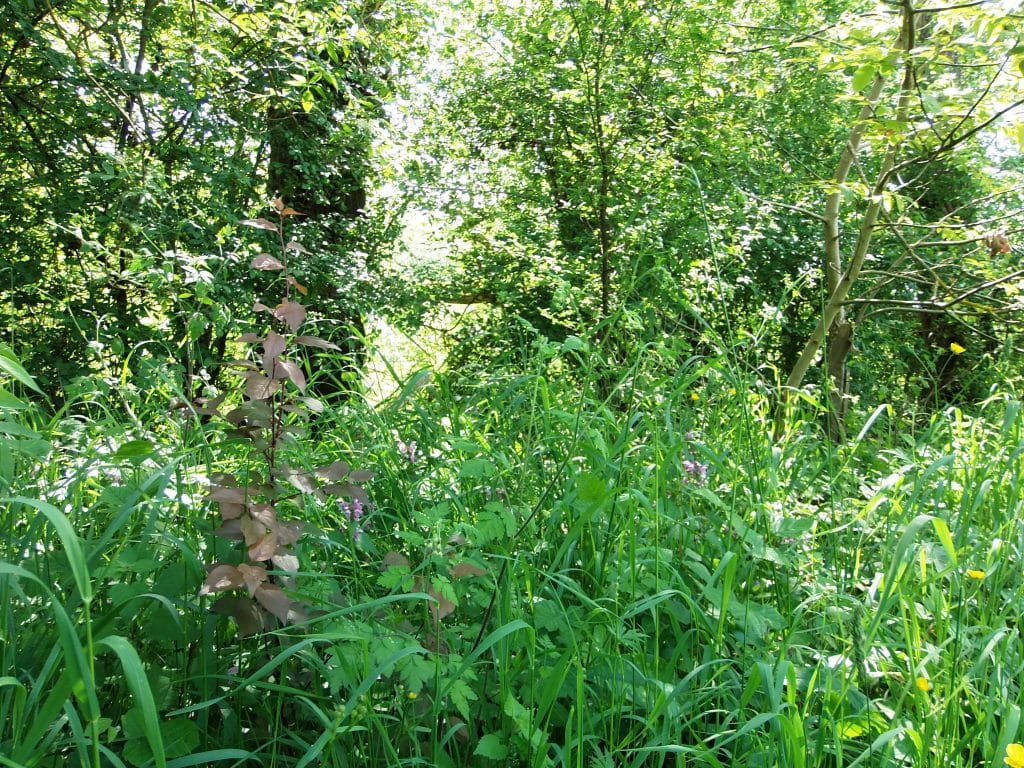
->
[1,337,1023,767]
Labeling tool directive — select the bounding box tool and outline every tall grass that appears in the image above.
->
[1,337,1023,767]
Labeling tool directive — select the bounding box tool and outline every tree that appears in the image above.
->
[775,0,1024,439]
[0,0,422,401]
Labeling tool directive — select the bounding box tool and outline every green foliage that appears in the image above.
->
[3,0,1024,766]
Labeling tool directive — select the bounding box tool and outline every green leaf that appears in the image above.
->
[459,458,496,479]
[2,497,91,605]
[576,472,608,504]
[0,346,41,393]
[113,439,155,460]
[0,387,27,410]
[474,733,509,760]
[851,64,876,92]
[101,637,166,768]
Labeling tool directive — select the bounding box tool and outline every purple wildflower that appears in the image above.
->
[682,459,709,484]
[397,439,419,463]
[339,498,367,542]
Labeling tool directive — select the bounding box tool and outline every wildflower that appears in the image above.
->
[915,676,931,693]
[690,392,700,402]
[1005,743,1024,768]
[397,438,419,463]
[950,342,966,355]
[967,569,986,580]
[407,691,418,700]
[339,498,367,542]
[339,497,364,523]
[682,459,709,484]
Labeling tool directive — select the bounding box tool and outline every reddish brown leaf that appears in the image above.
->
[427,585,456,621]
[199,564,244,595]
[193,392,226,417]
[240,218,279,232]
[254,301,273,314]
[298,396,325,414]
[254,583,292,623]
[213,519,243,540]
[277,360,306,392]
[248,531,279,562]
[280,207,303,217]
[239,515,264,545]
[277,520,305,546]
[237,563,268,595]
[322,482,369,506]
[249,503,277,528]
[382,551,410,570]
[237,333,262,343]
[244,372,281,401]
[348,469,374,483]
[209,485,246,504]
[273,300,306,332]
[315,460,350,481]
[273,197,285,212]
[450,562,487,579]
[285,240,310,254]
[287,276,309,296]
[271,552,299,574]
[262,331,286,366]
[211,596,264,637]
[226,400,272,426]
[294,335,341,351]
[280,467,318,494]
[251,253,285,271]
[218,501,244,521]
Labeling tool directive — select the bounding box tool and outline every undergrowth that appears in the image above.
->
[2,249,1024,767]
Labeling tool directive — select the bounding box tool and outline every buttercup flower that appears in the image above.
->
[967,569,986,580]
[915,676,931,693]
[950,342,966,355]
[1005,743,1024,768]
[690,391,700,402]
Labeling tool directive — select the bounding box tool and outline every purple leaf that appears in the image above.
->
[294,335,341,351]
[251,253,285,270]
[277,360,307,392]
[273,300,306,332]
[211,596,264,636]
[199,564,244,595]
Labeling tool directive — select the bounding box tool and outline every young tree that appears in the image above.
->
[775,0,1024,438]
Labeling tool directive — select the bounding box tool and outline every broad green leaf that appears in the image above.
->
[474,733,509,760]
[113,439,155,460]
[851,64,875,92]
[0,346,41,393]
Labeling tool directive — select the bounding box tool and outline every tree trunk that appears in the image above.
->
[775,0,916,440]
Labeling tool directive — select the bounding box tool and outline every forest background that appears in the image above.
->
[3,0,1024,766]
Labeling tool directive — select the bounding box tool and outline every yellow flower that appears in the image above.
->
[950,342,966,355]
[915,676,931,693]
[967,569,986,580]
[729,387,737,396]
[691,392,700,402]
[1005,743,1024,768]
[407,691,418,700]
